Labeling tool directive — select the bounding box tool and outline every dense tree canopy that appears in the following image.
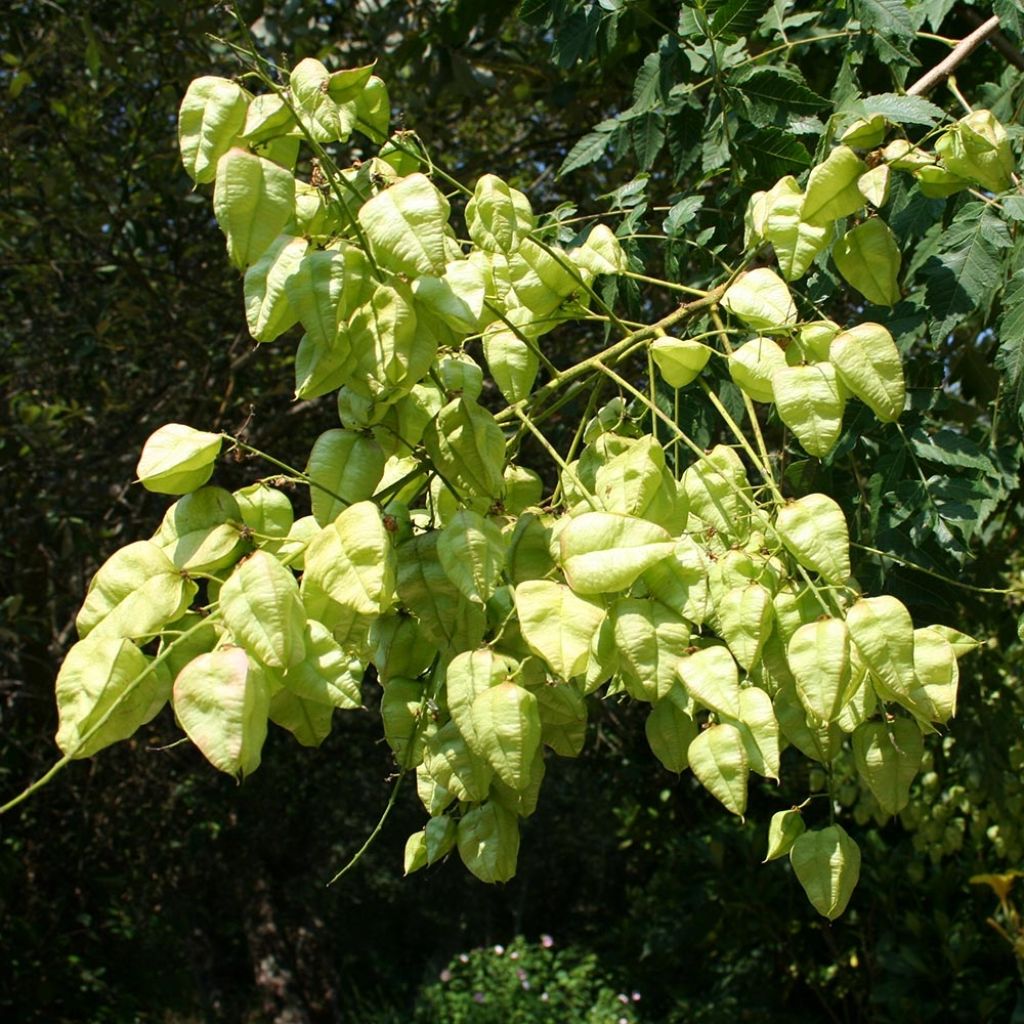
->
[4,2,1024,1021]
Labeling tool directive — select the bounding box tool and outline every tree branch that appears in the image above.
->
[964,8,1024,72]
[907,15,1001,96]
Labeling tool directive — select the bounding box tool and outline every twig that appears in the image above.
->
[963,9,1024,72]
[907,15,1001,97]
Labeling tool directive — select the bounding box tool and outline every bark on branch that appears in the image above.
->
[907,15,1001,96]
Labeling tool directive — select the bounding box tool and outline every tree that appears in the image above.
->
[4,1,1024,1019]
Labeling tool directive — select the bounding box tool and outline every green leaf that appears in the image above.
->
[789,824,861,920]
[833,218,901,306]
[178,76,249,184]
[56,637,169,758]
[220,551,306,669]
[711,0,771,38]
[559,125,615,177]
[688,723,749,817]
[357,173,451,277]
[922,203,1011,344]
[173,647,271,779]
[136,423,223,495]
[514,580,606,680]
[559,512,675,595]
[845,92,944,127]
[663,195,704,236]
[775,493,851,584]
[306,429,386,526]
[213,148,295,270]
[77,541,196,641]
[732,65,826,121]
[457,801,520,883]
[853,718,923,816]
[738,126,811,181]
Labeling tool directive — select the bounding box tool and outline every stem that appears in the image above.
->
[327,658,442,885]
[512,407,600,511]
[623,269,709,297]
[851,541,1018,596]
[907,15,1001,97]
[227,437,350,509]
[708,308,777,498]
[494,286,727,427]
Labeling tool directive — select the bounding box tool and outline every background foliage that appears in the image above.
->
[3,1,1024,1021]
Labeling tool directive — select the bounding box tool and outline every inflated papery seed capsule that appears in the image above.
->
[774,493,850,584]
[788,618,853,723]
[832,218,901,307]
[858,164,890,208]
[935,109,1014,193]
[801,146,867,226]
[841,114,886,150]
[721,268,797,330]
[729,337,787,402]
[793,320,839,364]
[852,717,923,816]
[829,322,905,422]
[789,824,861,919]
[761,176,829,282]
[772,363,845,458]
[717,583,773,671]
[846,596,915,704]
[764,808,806,862]
[688,723,749,816]
[651,335,711,388]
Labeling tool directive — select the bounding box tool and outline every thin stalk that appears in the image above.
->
[494,285,727,426]
[851,541,1019,597]
[511,407,600,511]
[227,437,349,509]
[327,657,442,885]
[623,270,709,297]
[709,309,776,489]
[0,616,217,816]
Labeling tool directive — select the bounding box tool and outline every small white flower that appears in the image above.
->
[494,944,505,955]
